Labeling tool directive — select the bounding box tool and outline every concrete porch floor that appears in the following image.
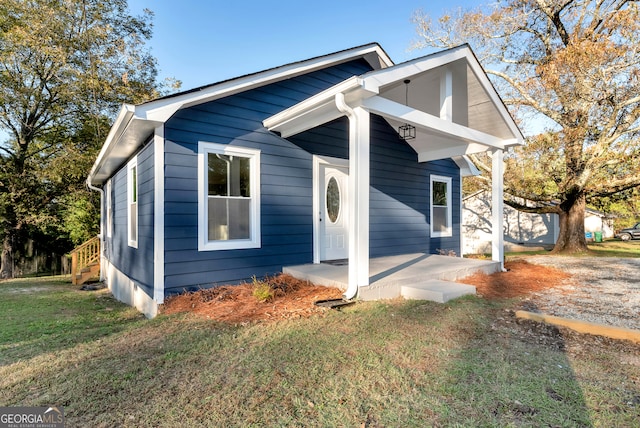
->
[284,254,502,303]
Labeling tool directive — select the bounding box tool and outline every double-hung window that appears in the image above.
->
[198,142,261,251]
[430,175,452,237]
[127,157,138,248]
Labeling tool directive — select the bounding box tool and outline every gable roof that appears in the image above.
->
[88,43,393,185]
[264,44,524,163]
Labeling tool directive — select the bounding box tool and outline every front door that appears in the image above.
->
[319,163,348,261]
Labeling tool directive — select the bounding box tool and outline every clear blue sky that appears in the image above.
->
[127,0,482,90]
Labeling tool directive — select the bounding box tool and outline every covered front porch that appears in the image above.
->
[265,44,524,301]
[284,254,501,303]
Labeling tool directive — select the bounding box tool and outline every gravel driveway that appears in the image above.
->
[519,256,640,331]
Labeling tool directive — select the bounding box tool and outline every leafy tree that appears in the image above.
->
[0,0,173,277]
[413,0,640,253]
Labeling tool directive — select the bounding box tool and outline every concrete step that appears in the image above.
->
[401,279,476,303]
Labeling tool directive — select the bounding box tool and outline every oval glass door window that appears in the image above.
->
[326,177,340,223]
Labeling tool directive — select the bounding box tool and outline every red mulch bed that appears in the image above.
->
[459,259,572,299]
[160,274,343,323]
[161,260,572,323]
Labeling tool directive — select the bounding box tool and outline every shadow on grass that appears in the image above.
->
[56,299,598,426]
[0,277,145,367]
[3,280,637,426]
[434,297,593,427]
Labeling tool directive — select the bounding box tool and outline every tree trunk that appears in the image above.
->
[552,193,589,254]
[0,233,14,279]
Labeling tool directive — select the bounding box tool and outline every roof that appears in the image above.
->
[88,43,393,186]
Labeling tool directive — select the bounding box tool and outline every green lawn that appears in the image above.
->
[501,239,640,258]
[587,239,640,257]
[1,276,639,427]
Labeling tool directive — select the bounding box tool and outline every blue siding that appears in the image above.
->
[163,59,374,294]
[369,115,461,256]
[107,142,155,297]
[292,114,462,259]
[161,57,462,295]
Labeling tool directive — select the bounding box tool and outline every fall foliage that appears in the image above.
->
[413,0,640,253]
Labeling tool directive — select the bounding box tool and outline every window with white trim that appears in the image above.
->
[430,175,452,237]
[198,142,261,251]
[127,157,138,248]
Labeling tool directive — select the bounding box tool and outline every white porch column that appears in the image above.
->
[491,148,505,270]
[348,106,370,289]
[335,93,370,297]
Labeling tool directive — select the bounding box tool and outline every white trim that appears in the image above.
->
[138,45,391,123]
[335,93,370,297]
[89,44,392,186]
[265,45,524,150]
[348,105,371,289]
[312,155,350,264]
[361,44,524,143]
[440,69,453,121]
[197,142,261,251]
[491,149,505,269]
[430,175,453,238]
[153,126,165,304]
[361,96,508,150]
[127,156,138,248]
[452,155,481,177]
[459,171,464,258]
[263,77,372,138]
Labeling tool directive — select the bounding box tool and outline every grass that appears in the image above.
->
[500,239,640,258]
[1,277,639,427]
[587,239,640,258]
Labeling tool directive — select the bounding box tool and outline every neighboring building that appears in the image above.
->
[462,191,615,254]
[88,43,523,317]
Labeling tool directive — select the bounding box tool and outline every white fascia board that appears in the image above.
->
[361,47,469,92]
[88,113,160,185]
[264,77,375,137]
[362,95,507,150]
[89,44,393,186]
[264,77,360,129]
[453,155,481,177]
[140,44,391,123]
[89,105,133,168]
[419,143,491,163]
[88,104,135,185]
[461,52,525,144]
[361,45,525,145]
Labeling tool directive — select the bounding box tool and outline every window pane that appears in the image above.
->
[130,166,137,203]
[129,202,137,238]
[230,156,250,197]
[433,181,447,206]
[326,177,340,223]
[208,198,250,241]
[208,154,229,196]
[208,154,251,197]
[433,206,448,232]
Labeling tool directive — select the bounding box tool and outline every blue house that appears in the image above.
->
[88,43,523,317]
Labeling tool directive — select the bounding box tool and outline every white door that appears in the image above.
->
[320,164,348,261]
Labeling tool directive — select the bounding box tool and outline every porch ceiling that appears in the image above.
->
[264,45,524,161]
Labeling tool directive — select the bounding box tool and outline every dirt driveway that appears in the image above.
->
[517,256,640,331]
